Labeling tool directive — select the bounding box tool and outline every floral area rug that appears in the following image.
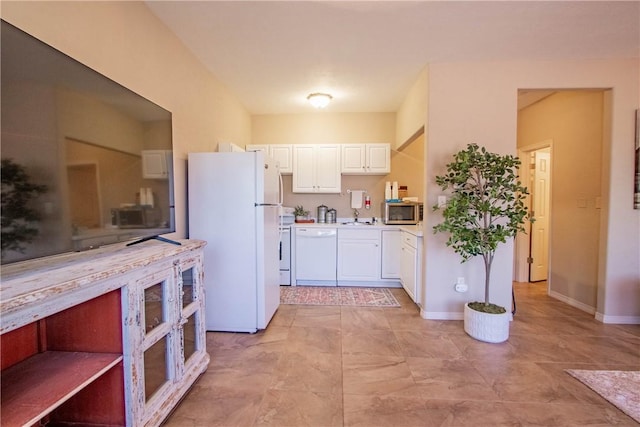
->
[280,286,400,307]
[566,369,640,423]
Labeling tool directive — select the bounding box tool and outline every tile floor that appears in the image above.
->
[165,282,640,426]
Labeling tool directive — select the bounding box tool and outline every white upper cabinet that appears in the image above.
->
[292,144,341,193]
[269,145,293,174]
[142,150,172,179]
[341,143,390,175]
[246,144,293,174]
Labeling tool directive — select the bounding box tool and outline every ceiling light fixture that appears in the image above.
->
[307,92,332,108]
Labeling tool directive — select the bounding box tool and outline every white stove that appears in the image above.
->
[279,207,294,285]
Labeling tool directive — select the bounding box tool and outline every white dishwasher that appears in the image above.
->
[295,227,337,286]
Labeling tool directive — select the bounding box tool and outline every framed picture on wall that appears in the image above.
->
[635,109,640,209]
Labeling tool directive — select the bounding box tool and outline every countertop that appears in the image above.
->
[290,221,424,237]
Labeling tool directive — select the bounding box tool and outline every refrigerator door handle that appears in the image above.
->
[278,173,284,206]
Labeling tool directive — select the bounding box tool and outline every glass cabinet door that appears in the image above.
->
[140,272,175,405]
[178,263,204,366]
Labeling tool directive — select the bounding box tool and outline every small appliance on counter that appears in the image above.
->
[317,204,328,223]
[382,201,422,225]
[327,208,337,223]
[111,205,160,228]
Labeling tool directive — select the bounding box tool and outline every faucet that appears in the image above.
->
[353,209,359,222]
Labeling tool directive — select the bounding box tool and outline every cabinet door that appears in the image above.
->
[142,150,170,179]
[177,259,206,371]
[341,144,366,173]
[270,144,293,174]
[129,266,176,423]
[292,145,316,192]
[400,243,417,301]
[366,144,390,174]
[381,230,401,279]
[337,238,381,281]
[314,144,341,193]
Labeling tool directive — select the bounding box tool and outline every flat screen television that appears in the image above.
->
[1,20,175,264]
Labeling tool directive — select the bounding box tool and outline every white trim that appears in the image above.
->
[548,290,596,315]
[594,312,640,324]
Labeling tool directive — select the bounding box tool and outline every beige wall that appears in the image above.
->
[1,1,252,239]
[252,112,396,219]
[426,59,639,323]
[396,67,428,149]
[518,91,605,310]
[388,132,424,202]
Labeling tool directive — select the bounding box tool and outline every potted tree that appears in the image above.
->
[433,143,530,343]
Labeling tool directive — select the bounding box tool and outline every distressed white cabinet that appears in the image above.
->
[142,150,172,179]
[1,239,208,427]
[124,247,207,426]
[381,229,402,279]
[341,143,390,175]
[337,229,381,283]
[246,144,293,174]
[292,144,341,193]
[400,231,422,304]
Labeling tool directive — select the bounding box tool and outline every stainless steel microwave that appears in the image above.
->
[111,206,160,228]
[382,201,422,225]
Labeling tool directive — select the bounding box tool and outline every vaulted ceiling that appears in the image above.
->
[146,1,640,115]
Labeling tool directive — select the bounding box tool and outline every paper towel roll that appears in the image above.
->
[350,190,363,209]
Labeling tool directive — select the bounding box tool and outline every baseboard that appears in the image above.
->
[594,312,640,324]
[548,290,596,315]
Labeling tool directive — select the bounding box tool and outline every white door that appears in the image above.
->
[530,149,551,282]
[315,145,341,192]
[341,144,366,173]
[292,145,315,192]
[270,145,293,174]
[366,144,390,174]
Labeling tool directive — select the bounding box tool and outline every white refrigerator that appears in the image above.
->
[188,151,282,332]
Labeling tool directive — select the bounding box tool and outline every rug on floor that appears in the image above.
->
[566,369,640,423]
[280,286,400,307]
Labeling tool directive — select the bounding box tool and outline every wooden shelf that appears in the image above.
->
[1,350,122,426]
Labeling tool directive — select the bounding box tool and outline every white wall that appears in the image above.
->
[1,1,252,239]
[425,59,640,323]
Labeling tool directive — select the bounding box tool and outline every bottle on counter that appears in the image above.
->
[385,181,392,200]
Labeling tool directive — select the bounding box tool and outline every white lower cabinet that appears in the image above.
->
[400,231,422,304]
[381,230,401,279]
[337,229,381,283]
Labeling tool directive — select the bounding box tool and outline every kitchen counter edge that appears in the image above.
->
[290,222,424,237]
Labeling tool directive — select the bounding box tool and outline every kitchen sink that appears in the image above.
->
[341,221,372,226]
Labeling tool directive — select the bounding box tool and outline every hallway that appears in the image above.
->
[165,283,640,426]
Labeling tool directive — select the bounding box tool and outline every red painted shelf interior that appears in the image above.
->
[1,351,122,426]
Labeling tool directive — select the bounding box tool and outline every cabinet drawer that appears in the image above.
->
[338,228,380,240]
[402,232,418,248]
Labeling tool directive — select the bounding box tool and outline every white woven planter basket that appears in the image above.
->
[464,303,510,343]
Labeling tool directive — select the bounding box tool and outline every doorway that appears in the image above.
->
[515,89,607,314]
[515,143,552,284]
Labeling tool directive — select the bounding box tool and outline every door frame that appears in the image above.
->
[514,140,553,287]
